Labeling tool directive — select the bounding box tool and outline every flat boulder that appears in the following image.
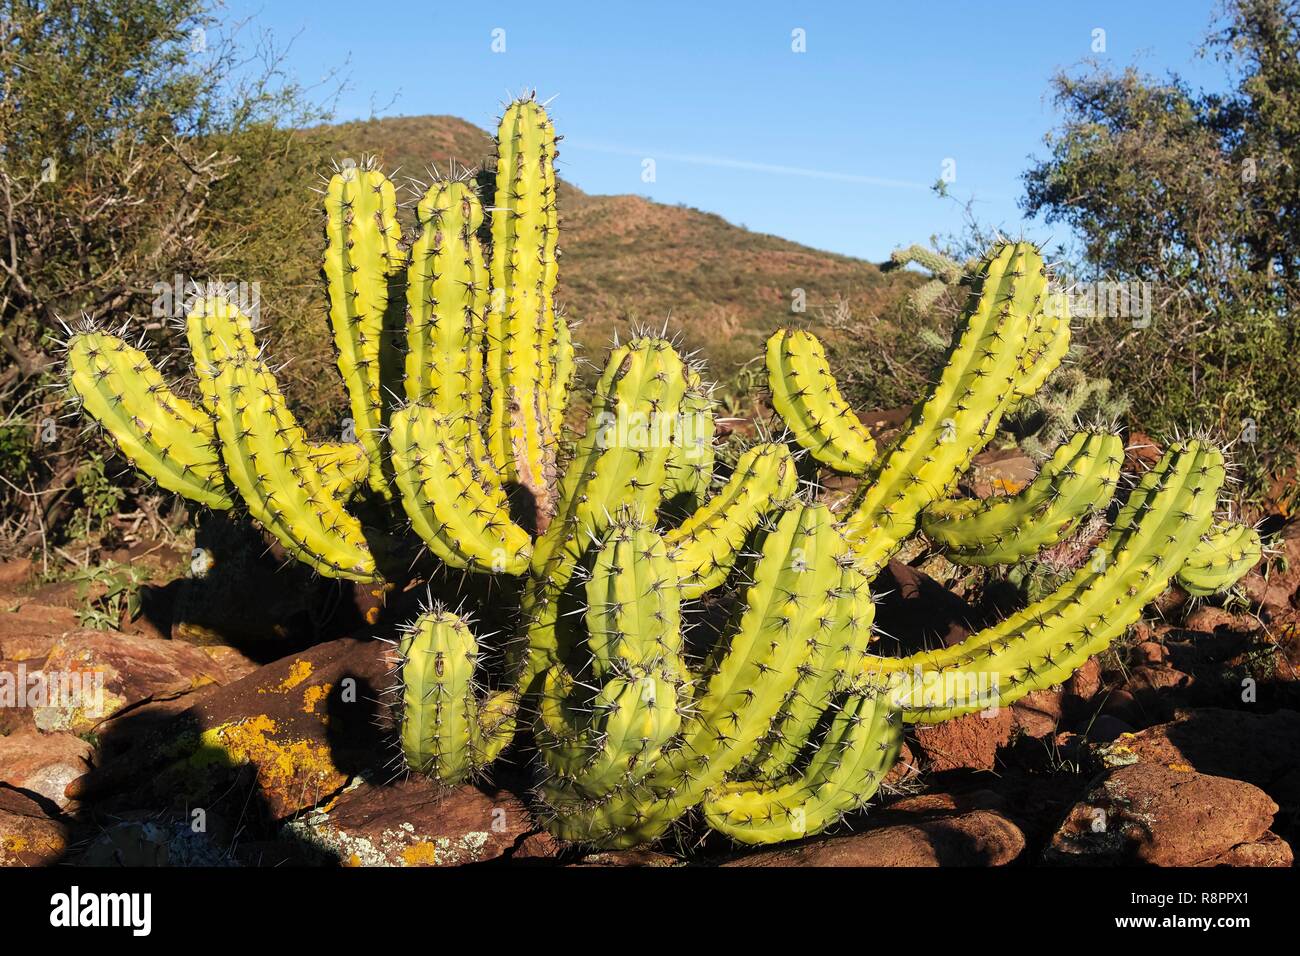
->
[1048,763,1281,866]
[282,777,533,866]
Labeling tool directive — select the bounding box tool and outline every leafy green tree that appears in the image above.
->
[1023,0,1300,494]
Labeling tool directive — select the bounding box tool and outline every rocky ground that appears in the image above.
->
[2,451,1298,868]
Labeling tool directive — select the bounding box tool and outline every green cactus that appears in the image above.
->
[766,329,878,475]
[65,331,233,511]
[396,605,518,782]
[210,353,379,582]
[887,244,967,314]
[1176,520,1263,596]
[323,160,406,498]
[920,430,1123,566]
[486,98,567,523]
[64,92,1264,854]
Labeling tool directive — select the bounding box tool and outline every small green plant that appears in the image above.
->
[74,454,126,543]
[73,559,149,630]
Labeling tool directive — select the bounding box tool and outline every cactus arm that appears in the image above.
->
[323,165,404,497]
[486,97,561,517]
[1009,292,1071,406]
[748,555,877,779]
[891,244,964,283]
[66,332,232,510]
[515,339,686,692]
[398,608,515,783]
[765,329,877,475]
[663,370,714,509]
[919,431,1123,566]
[663,443,796,599]
[866,441,1224,722]
[1175,521,1262,595]
[403,181,488,432]
[211,356,379,581]
[536,515,685,798]
[388,403,531,575]
[548,311,576,439]
[398,609,478,781]
[474,690,520,765]
[584,514,684,673]
[537,664,682,800]
[703,690,901,845]
[842,241,1048,570]
[185,295,258,412]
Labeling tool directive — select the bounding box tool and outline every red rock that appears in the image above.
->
[1097,708,1300,804]
[68,636,395,821]
[0,603,79,661]
[1185,606,1250,634]
[1132,641,1169,667]
[0,787,68,866]
[1012,689,1062,739]
[511,830,562,861]
[1195,830,1292,867]
[0,730,92,808]
[1063,657,1103,703]
[0,558,33,589]
[1048,763,1278,866]
[32,629,228,733]
[281,778,531,866]
[1128,665,1194,693]
[913,707,1014,772]
[726,810,1025,866]
[968,449,1037,499]
[1098,688,1143,725]
[880,789,1006,817]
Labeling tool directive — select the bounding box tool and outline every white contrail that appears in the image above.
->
[564,139,934,191]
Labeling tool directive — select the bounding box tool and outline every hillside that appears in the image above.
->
[309,114,913,384]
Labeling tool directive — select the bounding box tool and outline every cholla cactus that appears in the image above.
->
[63,98,1261,852]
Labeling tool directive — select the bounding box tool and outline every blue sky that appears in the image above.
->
[223,1,1232,261]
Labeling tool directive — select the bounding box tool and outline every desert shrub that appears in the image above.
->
[1023,0,1300,495]
[0,0,334,553]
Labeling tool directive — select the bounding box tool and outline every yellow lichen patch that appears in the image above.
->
[1167,762,1195,773]
[303,683,332,715]
[191,713,345,813]
[259,659,314,695]
[400,842,439,866]
[992,477,1027,495]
